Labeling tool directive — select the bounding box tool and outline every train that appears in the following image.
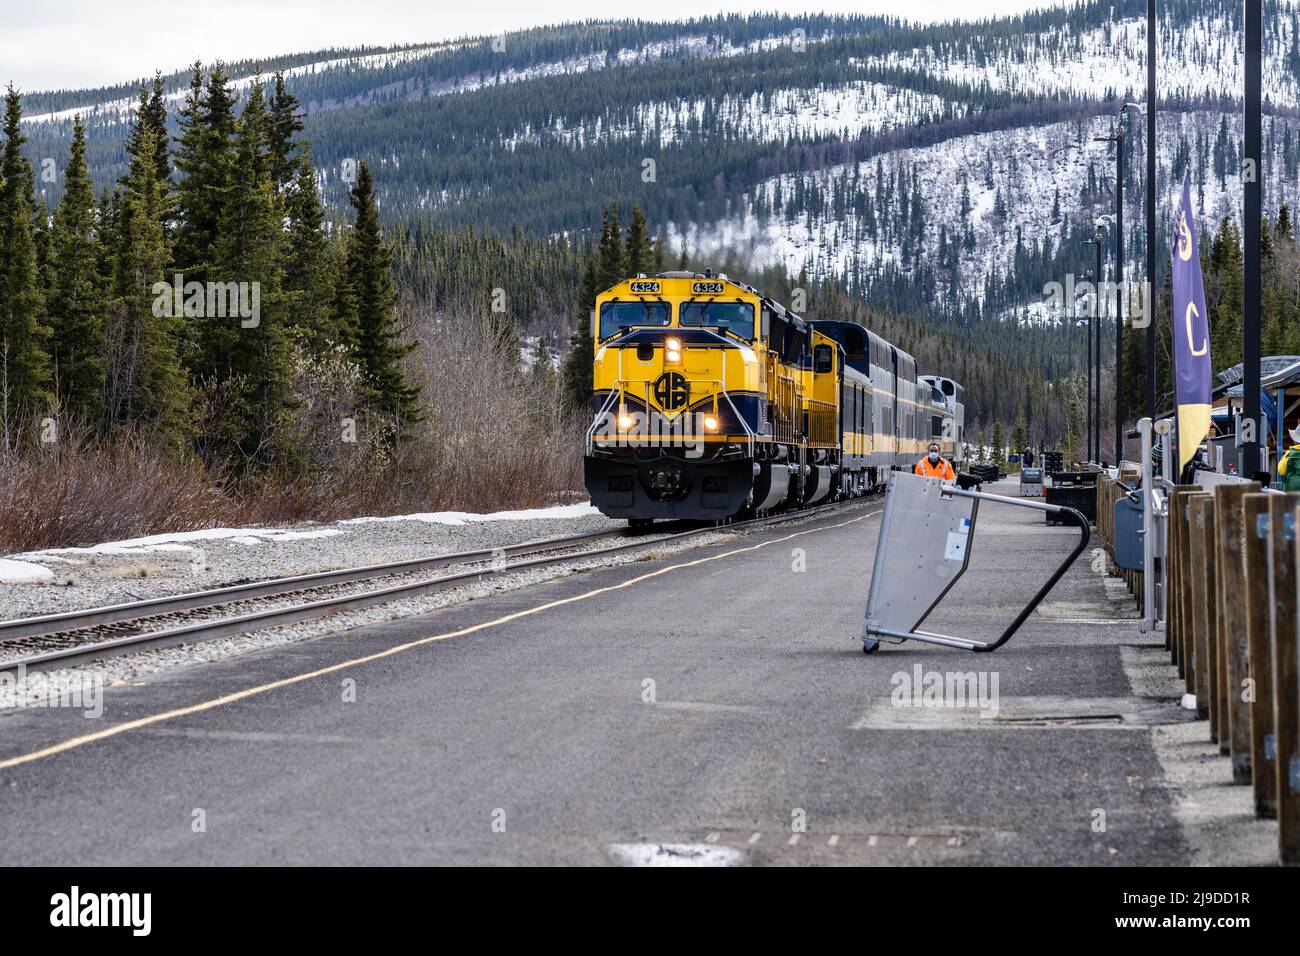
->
[582,271,965,524]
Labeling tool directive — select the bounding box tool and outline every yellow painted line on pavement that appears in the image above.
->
[0,510,876,770]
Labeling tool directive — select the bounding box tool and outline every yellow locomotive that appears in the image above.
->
[583,271,963,524]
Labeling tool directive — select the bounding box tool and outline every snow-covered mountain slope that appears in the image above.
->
[504,82,956,150]
[670,108,1296,322]
[878,10,1300,106]
[18,3,1300,325]
[20,30,831,127]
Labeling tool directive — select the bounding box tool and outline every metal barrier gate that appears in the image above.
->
[861,471,1091,653]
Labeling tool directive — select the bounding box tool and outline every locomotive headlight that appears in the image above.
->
[703,414,719,432]
[666,336,681,351]
[617,414,634,430]
[666,349,681,363]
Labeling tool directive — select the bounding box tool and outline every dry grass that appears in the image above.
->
[0,429,242,553]
[0,304,586,555]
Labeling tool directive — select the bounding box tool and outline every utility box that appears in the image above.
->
[1045,471,1097,525]
[1113,494,1144,571]
[1019,467,1043,497]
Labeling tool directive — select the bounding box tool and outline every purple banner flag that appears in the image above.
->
[1170,171,1213,469]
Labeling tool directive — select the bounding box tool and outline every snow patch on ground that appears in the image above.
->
[607,842,746,867]
[341,502,601,526]
[0,559,55,584]
[19,526,345,559]
[9,502,601,564]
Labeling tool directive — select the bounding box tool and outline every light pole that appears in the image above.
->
[1081,259,1097,461]
[1074,288,1090,467]
[1097,107,1137,466]
[1094,131,1120,465]
[1118,103,1143,465]
[1243,0,1262,477]
[1145,1,1158,425]
[1084,215,1106,465]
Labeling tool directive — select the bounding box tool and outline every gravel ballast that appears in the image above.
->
[0,525,741,713]
[0,503,622,622]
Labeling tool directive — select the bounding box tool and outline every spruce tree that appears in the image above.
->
[283,154,333,349]
[328,229,359,352]
[173,63,236,294]
[124,74,170,191]
[48,116,106,418]
[624,205,652,275]
[341,161,420,429]
[267,72,305,192]
[597,203,624,289]
[561,255,599,411]
[0,85,53,424]
[209,76,292,461]
[108,122,190,443]
[1011,410,1027,462]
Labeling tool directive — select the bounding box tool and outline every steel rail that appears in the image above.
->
[0,528,634,644]
[0,496,878,673]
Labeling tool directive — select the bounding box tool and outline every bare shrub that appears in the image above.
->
[403,296,583,514]
[0,300,587,554]
[0,420,242,553]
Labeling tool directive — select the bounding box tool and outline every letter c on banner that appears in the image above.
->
[1185,302,1207,357]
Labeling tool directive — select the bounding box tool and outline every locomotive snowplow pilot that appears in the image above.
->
[914,442,956,481]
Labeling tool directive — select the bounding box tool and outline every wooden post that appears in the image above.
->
[1215,483,1257,775]
[1275,500,1300,863]
[1190,496,1216,726]
[1180,492,1206,693]
[1244,493,1277,817]
[1167,486,1179,660]
[1168,487,1199,673]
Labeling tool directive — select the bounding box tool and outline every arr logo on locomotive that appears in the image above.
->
[652,371,690,411]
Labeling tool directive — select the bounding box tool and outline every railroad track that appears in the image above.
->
[0,497,876,674]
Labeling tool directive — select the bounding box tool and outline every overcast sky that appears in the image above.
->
[3,0,1065,92]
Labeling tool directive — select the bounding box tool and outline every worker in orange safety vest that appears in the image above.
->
[914,441,956,481]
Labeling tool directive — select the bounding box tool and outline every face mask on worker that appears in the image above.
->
[928,451,940,463]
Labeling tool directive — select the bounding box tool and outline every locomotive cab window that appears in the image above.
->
[599,300,671,338]
[679,301,755,340]
[813,344,833,373]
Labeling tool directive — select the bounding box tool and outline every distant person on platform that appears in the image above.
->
[1278,425,1300,491]
[915,442,956,481]
[1023,448,1035,468]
